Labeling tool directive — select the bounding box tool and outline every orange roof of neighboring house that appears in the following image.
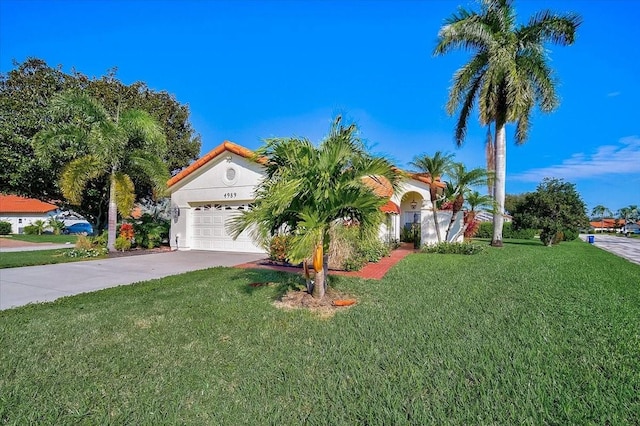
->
[589,218,621,228]
[167,140,259,188]
[407,172,446,189]
[0,194,58,214]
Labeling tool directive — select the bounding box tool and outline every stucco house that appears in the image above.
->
[167,141,463,253]
[0,194,60,234]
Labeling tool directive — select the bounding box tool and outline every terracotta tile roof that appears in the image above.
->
[169,141,447,194]
[0,194,58,214]
[167,140,259,188]
[380,200,400,214]
[589,219,621,228]
[362,175,394,198]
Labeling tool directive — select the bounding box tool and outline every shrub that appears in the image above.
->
[75,235,94,250]
[132,214,169,249]
[357,237,390,263]
[476,222,493,238]
[0,221,11,235]
[115,235,132,252]
[563,228,579,241]
[119,223,135,240]
[48,218,65,235]
[22,224,38,235]
[475,222,536,240]
[269,235,292,263]
[422,242,487,255]
[91,231,108,248]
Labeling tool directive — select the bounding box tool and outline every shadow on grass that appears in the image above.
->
[230,268,305,299]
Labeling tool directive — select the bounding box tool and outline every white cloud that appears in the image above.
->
[511,136,640,182]
[607,91,621,97]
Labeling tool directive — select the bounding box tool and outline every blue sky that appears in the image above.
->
[1,0,639,214]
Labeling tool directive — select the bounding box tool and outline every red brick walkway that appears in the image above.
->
[235,243,417,280]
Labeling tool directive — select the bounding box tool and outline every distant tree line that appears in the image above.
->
[0,57,201,230]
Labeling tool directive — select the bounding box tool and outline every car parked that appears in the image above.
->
[63,222,94,235]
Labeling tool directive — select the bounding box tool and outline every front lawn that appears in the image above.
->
[3,234,78,244]
[0,249,104,269]
[1,240,638,424]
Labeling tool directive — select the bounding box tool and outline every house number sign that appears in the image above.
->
[223,192,237,199]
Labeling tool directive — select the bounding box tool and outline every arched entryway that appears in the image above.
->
[400,191,424,230]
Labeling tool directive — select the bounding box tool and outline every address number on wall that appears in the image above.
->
[223,192,237,199]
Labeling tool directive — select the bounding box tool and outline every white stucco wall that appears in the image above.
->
[169,152,265,251]
[0,212,58,234]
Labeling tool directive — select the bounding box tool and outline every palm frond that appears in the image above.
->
[113,172,135,216]
[60,155,105,205]
[128,150,171,198]
[119,109,167,156]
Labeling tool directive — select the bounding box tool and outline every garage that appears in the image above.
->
[190,201,262,253]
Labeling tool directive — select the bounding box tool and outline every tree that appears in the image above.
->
[0,58,201,228]
[512,178,588,246]
[434,0,581,247]
[591,204,610,233]
[34,91,169,251]
[465,190,493,213]
[410,151,454,243]
[504,193,529,216]
[442,163,488,241]
[228,116,402,299]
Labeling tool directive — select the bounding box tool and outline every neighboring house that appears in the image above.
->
[475,210,513,223]
[0,194,60,234]
[622,222,640,234]
[589,218,620,233]
[167,141,464,253]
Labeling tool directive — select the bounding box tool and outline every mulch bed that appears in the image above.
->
[107,246,172,258]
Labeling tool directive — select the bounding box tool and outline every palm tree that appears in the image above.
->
[434,0,580,247]
[34,91,169,251]
[443,163,488,241]
[591,204,609,233]
[410,151,454,243]
[228,116,402,299]
[465,190,493,213]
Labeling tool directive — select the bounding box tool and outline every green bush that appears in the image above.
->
[0,221,11,235]
[342,255,368,272]
[91,231,108,248]
[476,222,493,238]
[22,225,38,235]
[475,221,536,240]
[115,235,132,252]
[422,242,487,255]
[131,214,170,249]
[563,228,579,241]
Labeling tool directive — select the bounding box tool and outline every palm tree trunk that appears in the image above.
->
[445,195,463,241]
[430,188,442,243]
[491,122,507,247]
[312,264,326,299]
[107,174,117,251]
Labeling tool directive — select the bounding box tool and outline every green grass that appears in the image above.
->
[1,240,639,424]
[3,234,78,244]
[0,249,103,268]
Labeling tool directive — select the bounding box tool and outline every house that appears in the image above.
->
[589,218,620,233]
[167,141,463,253]
[0,194,60,234]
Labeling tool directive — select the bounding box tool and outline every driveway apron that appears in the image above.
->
[0,250,265,310]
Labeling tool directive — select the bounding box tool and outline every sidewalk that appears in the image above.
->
[235,243,418,279]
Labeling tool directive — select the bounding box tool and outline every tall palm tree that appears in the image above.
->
[591,204,609,233]
[34,91,169,251]
[228,116,402,299]
[434,0,580,247]
[443,163,489,241]
[410,151,454,243]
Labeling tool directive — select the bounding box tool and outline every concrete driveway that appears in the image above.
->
[0,250,265,310]
[581,234,640,266]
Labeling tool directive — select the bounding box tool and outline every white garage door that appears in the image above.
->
[190,202,264,253]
